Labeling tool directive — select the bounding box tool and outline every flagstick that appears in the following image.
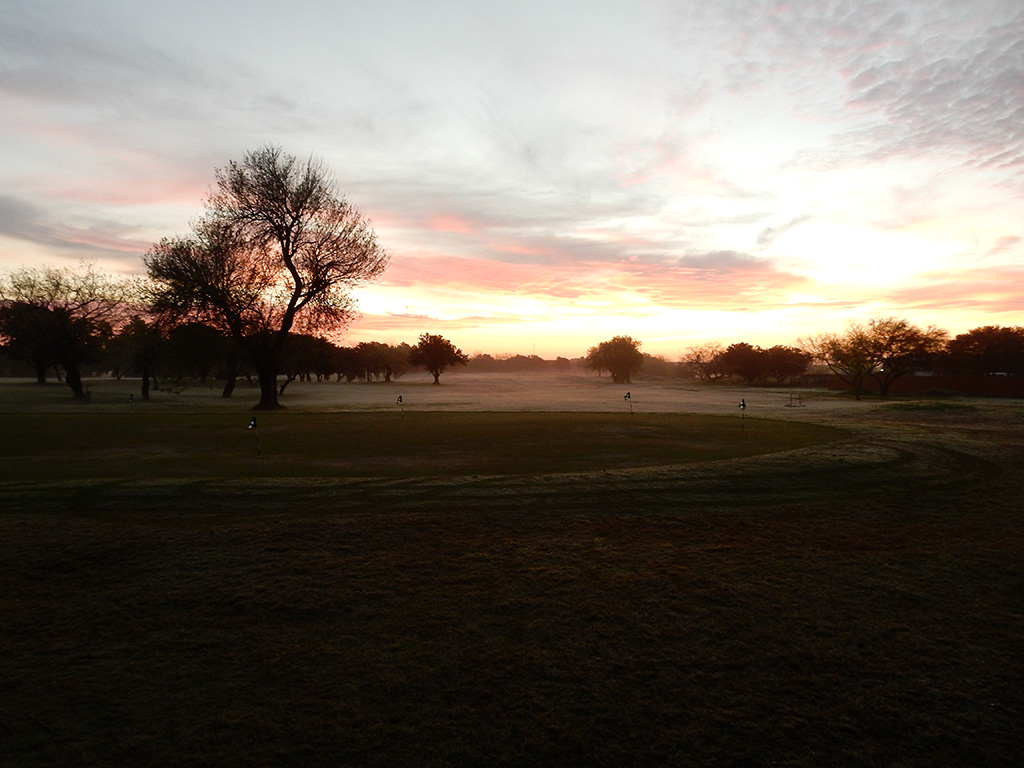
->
[248,417,262,459]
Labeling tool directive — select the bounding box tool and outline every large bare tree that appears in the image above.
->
[145,146,390,409]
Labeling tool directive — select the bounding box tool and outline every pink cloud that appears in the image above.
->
[426,213,475,234]
[581,255,811,309]
[881,268,1024,313]
[50,224,151,254]
[383,254,582,296]
[377,250,811,312]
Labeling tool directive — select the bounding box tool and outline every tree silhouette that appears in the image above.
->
[357,341,412,382]
[763,345,812,384]
[866,317,947,396]
[720,342,764,385]
[278,334,338,394]
[410,333,468,384]
[801,325,877,400]
[802,317,946,398]
[682,342,727,382]
[586,336,645,384]
[109,316,164,400]
[163,322,239,395]
[144,145,390,409]
[0,301,59,383]
[0,263,131,398]
[945,326,1024,377]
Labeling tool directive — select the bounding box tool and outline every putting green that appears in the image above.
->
[0,411,843,481]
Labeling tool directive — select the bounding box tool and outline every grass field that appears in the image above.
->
[1,374,1022,766]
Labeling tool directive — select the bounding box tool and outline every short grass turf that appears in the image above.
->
[1,401,1022,767]
[0,411,841,481]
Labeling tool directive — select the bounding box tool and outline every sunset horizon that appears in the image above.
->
[2,0,1021,361]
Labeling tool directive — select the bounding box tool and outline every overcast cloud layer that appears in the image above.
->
[1,0,1021,356]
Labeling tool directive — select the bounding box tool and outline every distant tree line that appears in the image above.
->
[466,353,575,373]
[681,342,812,386]
[677,318,1024,398]
[0,291,474,398]
[674,319,1024,397]
[5,269,1024,403]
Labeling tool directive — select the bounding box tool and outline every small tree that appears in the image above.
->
[801,325,877,400]
[410,333,468,384]
[682,342,727,382]
[586,336,645,384]
[763,345,812,384]
[356,341,412,382]
[867,317,947,396]
[719,342,765,385]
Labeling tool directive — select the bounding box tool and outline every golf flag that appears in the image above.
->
[396,395,403,404]
[248,417,258,429]
[624,391,631,401]
[738,399,746,410]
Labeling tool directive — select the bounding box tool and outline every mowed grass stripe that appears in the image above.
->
[0,411,843,480]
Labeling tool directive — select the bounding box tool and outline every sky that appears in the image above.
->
[2,0,1022,359]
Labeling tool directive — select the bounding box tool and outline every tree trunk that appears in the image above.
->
[65,365,86,399]
[254,361,283,409]
[875,372,896,397]
[221,356,238,399]
[141,366,152,401]
[278,373,297,396]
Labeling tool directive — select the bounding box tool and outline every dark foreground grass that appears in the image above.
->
[3,496,1021,767]
[1,406,1022,767]
[0,411,840,481]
